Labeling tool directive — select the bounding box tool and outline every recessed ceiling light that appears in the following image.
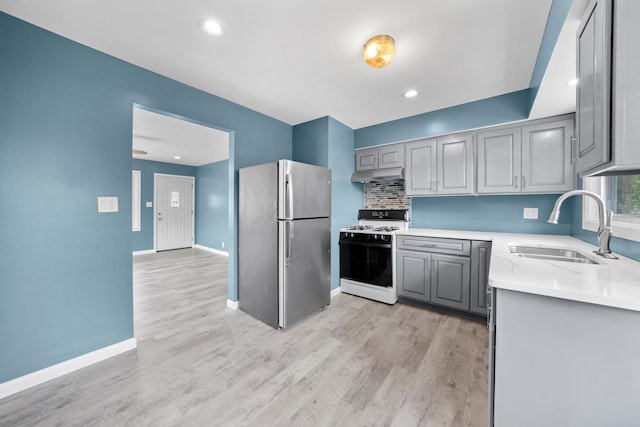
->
[198,18,226,38]
[403,89,419,98]
[567,78,578,86]
[174,156,182,160]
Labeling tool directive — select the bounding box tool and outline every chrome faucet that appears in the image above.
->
[547,190,617,259]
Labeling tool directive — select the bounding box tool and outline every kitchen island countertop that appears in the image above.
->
[397,229,640,312]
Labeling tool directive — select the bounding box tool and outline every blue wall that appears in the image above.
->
[412,194,572,235]
[293,120,328,168]
[354,90,531,148]
[195,160,229,252]
[292,117,363,290]
[327,118,364,290]
[132,159,196,252]
[0,12,290,383]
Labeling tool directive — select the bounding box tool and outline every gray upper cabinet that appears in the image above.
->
[576,0,612,174]
[477,118,575,194]
[405,139,437,195]
[576,0,640,176]
[477,127,522,193]
[437,134,474,195]
[521,119,574,193]
[355,143,404,171]
[405,135,473,196]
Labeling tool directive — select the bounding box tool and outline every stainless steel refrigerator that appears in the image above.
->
[239,160,331,328]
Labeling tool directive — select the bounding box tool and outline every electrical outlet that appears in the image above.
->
[523,207,538,219]
[146,201,153,208]
[222,242,225,248]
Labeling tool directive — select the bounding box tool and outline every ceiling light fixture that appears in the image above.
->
[363,35,396,68]
[198,18,226,38]
[403,89,419,98]
[568,78,578,86]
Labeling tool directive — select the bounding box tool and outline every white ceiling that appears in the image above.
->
[0,0,574,131]
[132,107,229,167]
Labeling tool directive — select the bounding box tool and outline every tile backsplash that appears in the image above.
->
[364,180,410,209]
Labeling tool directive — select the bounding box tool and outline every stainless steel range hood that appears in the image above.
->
[350,167,404,183]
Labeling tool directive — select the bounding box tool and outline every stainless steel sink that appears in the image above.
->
[509,245,600,264]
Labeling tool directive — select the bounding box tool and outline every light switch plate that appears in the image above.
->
[523,207,538,219]
[146,201,153,208]
[98,197,119,213]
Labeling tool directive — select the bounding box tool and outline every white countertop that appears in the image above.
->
[398,229,640,312]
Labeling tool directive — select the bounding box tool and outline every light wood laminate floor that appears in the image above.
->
[0,248,489,426]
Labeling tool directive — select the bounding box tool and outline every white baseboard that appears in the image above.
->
[227,299,238,310]
[193,244,229,257]
[0,338,137,400]
[331,287,342,298]
[132,249,155,256]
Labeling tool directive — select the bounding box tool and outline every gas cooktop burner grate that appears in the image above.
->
[346,225,373,231]
[374,226,400,232]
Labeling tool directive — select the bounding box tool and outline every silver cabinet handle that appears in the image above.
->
[514,176,518,189]
[570,136,577,164]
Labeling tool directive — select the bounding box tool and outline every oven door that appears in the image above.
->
[339,239,392,287]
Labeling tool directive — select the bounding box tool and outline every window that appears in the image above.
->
[583,175,640,242]
[132,170,141,231]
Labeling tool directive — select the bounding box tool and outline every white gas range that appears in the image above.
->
[339,209,409,304]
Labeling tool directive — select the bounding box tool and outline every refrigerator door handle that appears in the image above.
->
[285,173,293,219]
[285,221,293,266]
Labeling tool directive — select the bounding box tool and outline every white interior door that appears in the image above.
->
[155,174,194,251]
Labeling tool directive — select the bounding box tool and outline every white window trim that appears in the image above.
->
[583,177,640,242]
[132,170,141,232]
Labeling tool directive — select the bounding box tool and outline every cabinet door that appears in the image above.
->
[378,143,404,168]
[576,0,612,174]
[477,128,522,193]
[437,134,474,194]
[521,119,575,193]
[397,249,431,302]
[405,139,437,196]
[470,241,491,316]
[430,254,470,311]
[355,147,378,170]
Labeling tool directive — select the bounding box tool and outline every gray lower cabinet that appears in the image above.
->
[430,254,470,311]
[492,288,640,426]
[470,241,491,315]
[397,249,431,302]
[397,235,487,315]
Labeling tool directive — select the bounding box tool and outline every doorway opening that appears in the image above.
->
[131,104,231,339]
